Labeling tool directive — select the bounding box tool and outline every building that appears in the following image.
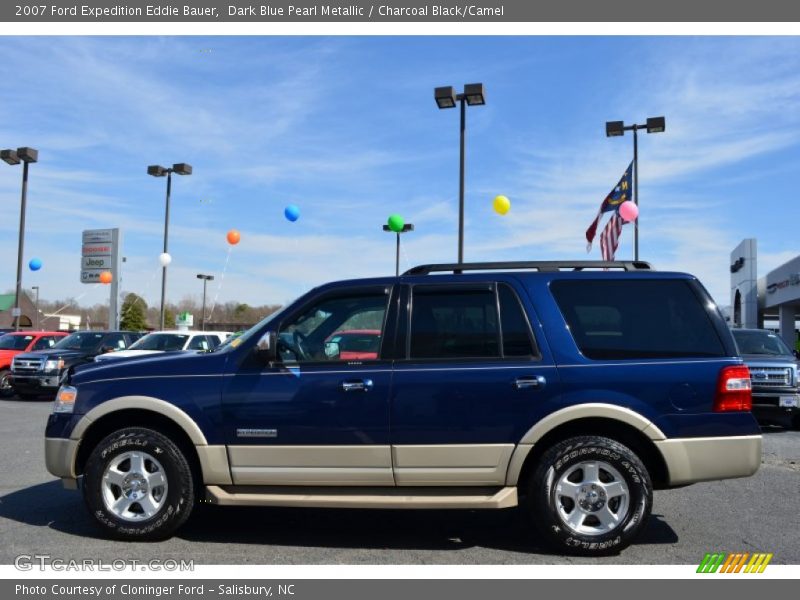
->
[0,291,40,330]
[730,239,799,348]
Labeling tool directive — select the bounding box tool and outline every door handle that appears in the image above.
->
[341,379,374,392]
[514,376,546,390]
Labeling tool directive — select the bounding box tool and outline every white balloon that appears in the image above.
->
[159,252,172,267]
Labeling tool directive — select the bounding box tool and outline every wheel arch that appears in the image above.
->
[74,408,203,487]
[507,406,670,490]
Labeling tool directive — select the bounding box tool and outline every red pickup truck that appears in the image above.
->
[0,331,68,397]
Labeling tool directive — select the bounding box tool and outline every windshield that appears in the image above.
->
[53,332,105,351]
[129,333,190,351]
[732,330,794,357]
[0,334,33,350]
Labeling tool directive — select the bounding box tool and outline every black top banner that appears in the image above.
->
[3,0,800,22]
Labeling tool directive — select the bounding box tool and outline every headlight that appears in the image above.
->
[44,359,65,373]
[53,385,77,414]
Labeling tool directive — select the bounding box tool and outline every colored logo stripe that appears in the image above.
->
[697,552,772,573]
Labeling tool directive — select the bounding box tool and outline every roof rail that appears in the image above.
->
[402,261,654,276]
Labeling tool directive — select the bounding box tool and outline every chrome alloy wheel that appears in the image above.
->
[101,451,168,522]
[554,460,630,536]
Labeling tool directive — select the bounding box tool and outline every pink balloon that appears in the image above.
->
[619,201,639,222]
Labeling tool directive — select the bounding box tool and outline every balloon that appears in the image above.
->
[99,271,112,284]
[284,205,300,222]
[493,195,511,215]
[387,214,404,233]
[28,258,42,271]
[226,229,241,245]
[159,252,172,267]
[619,201,639,222]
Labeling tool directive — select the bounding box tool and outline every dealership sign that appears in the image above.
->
[766,273,800,294]
[80,228,120,283]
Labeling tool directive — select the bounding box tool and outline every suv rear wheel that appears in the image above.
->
[526,435,652,556]
[83,427,195,540]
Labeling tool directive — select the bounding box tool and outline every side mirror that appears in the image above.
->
[324,341,340,359]
[256,331,278,361]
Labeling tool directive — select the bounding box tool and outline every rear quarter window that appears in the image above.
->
[550,279,726,360]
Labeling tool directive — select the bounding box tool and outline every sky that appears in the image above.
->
[1,36,799,314]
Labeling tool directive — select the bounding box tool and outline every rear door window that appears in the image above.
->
[409,286,500,359]
[550,279,725,359]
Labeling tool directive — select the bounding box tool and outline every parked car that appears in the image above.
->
[0,331,68,397]
[45,261,761,555]
[11,330,142,399]
[94,330,232,363]
[324,329,381,360]
[731,328,800,429]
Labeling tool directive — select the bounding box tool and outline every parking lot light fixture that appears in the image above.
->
[434,83,486,265]
[196,274,214,331]
[148,162,192,329]
[604,117,666,261]
[1,149,20,165]
[3,146,38,331]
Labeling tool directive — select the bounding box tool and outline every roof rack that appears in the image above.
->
[402,261,654,276]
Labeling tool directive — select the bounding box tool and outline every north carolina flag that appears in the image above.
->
[585,161,633,251]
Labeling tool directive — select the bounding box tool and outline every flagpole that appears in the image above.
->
[633,127,639,261]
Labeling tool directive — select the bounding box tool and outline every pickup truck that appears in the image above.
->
[12,330,141,399]
[0,331,68,397]
[731,328,800,429]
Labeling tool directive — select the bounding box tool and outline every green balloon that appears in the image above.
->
[387,214,404,233]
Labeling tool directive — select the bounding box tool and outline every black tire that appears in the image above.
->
[83,427,195,541]
[526,435,652,556]
[0,369,13,398]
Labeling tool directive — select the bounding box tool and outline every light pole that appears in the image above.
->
[196,274,214,331]
[31,286,39,330]
[434,83,485,265]
[382,224,414,276]
[148,163,192,330]
[605,117,665,261]
[1,147,38,331]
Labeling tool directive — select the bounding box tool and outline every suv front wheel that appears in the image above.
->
[83,427,195,540]
[526,435,652,556]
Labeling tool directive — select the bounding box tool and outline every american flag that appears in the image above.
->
[600,212,624,261]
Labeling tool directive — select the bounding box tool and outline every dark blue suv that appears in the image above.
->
[45,261,761,555]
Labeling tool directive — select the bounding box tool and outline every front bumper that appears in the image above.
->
[751,392,799,426]
[655,435,762,486]
[11,374,60,395]
[45,437,80,488]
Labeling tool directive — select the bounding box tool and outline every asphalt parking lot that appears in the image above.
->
[1,395,798,565]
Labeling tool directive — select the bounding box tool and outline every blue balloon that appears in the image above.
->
[284,204,300,222]
[29,258,42,271]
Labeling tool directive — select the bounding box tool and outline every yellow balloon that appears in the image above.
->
[493,195,511,215]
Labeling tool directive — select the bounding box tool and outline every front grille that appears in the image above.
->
[12,358,42,375]
[750,366,793,388]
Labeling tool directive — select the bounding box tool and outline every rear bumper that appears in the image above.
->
[655,435,761,486]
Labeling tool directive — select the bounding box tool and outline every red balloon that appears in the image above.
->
[227,229,241,245]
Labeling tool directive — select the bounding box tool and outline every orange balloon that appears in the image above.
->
[227,229,241,245]
[99,271,113,284]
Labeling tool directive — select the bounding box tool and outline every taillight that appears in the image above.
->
[714,365,752,412]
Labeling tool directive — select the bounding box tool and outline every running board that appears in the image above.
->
[205,485,518,509]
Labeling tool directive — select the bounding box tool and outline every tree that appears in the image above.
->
[120,293,148,331]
